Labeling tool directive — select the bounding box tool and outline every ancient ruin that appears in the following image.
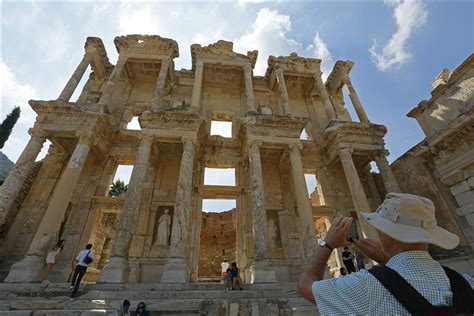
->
[0,35,471,314]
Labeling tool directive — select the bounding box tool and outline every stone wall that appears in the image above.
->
[198,209,236,278]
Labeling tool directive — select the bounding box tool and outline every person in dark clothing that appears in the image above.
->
[135,301,150,316]
[70,243,94,299]
[230,262,243,290]
[342,246,356,274]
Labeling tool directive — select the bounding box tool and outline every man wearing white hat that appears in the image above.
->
[298,193,474,315]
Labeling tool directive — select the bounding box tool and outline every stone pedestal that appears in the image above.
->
[58,52,93,103]
[161,136,196,283]
[0,128,47,227]
[243,64,256,112]
[374,150,401,193]
[247,141,277,283]
[343,76,369,123]
[99,135,153,283]
[191,60,204,110]
[5,133,93,283]
[275,68,291,115]
[338,147,378,239]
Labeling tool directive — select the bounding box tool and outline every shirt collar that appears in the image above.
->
[386,250,433,268]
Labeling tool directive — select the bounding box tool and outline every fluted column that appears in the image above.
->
[288,143,318,257]
[99,55,128,105]
[243,63,256,112]
[152,58,170,108]
[247,141,277,283]
[190,60,204,110]
[338,147,378,239]
[275,68,291,115]
[57,52,94,103]
[0,128,47,227]
[99,134,154,283]
[5,132,94,283]
[313,71,335,120]
[374,150,401,193]
[161,136,197,283]
[342,75,369,123]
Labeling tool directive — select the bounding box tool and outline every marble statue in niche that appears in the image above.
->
[155,208,171,246]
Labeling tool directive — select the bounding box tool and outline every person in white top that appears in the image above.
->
[221,259,229,283]
[70,243,94,298]
[42,239,65,283]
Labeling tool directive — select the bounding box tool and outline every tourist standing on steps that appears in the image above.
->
[135,301,151,316]
[42,239,66,284]
[230,262,243,290]
[70,243,94,299]
[221,259,229,283]
[298,193,474,315]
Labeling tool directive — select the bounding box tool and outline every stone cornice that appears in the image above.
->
[265,53,321,79]
[325,60,354,95]
[114,34,179,58]
[190,40,256,69]
[139,109,205,132]
[86,37,113,78]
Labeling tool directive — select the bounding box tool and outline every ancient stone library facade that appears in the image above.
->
[0,35,472,285]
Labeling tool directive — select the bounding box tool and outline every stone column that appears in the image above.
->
[5,132,94,283]
[161,136,197,283]
[99,55,128,105]
[99,135,153,283]
[190,60,204,110]
[288,143,318,257]
[0,128,47,227]
[247,141,277,283]
[373,150,401,193]
[275,68,291,115]
[313,71,335,120]
[152,58,170,108]
[342,75,369,123]
[243,63,256,112]
[338,147,378,239]
[57,52,94,103]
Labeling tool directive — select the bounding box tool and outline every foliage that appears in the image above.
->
[0,107,21,149]
[109,179,128,197]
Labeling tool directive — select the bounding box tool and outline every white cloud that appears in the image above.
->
[234,8,334,77]
[1,62,38,161]
[369,0,427,71]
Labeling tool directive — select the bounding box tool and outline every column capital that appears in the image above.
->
[373,149,390,159]
[275,67,284,77]
[338,147,354,160]
[243,63,252,73]
[76,131,95,145]
[28,128,48,141]
[288,142,303,152]
[182,135,197,146]
[247,140,262,153]
[139,133,155,142]
[195,59,204,69]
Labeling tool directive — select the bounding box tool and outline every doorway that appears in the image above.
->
[197,199,237,282]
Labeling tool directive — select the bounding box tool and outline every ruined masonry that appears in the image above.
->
[0,35,472,315]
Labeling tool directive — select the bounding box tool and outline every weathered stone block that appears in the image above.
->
[456,201,474,216]
[465,213,474,227]
[467,176,474,188]
[455,190,474,207]
[450,180,470,196]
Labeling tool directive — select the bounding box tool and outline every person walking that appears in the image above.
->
[298,193,474,315]
[42,239,66,283]
[341,246,356,274]
[70,243,94,299]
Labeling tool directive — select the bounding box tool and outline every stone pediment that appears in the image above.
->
[265,53,321,78]
[191,40,257,69]
[114,34,179,58]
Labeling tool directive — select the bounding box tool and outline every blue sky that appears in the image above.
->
[1,1,473,211]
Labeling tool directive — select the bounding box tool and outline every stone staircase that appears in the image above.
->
[0,282,318,315]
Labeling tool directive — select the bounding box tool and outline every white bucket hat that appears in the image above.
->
[361,193,459,249]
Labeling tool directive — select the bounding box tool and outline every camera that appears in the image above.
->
[346,220,358,242]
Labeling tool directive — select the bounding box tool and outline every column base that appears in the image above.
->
[4,255,45,283]
[160,258,189,283]
[48,261,74,283]
[97,256,130,283]
[251,260,277,283]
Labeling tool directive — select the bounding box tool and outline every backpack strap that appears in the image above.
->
[369,265,433,315]
[442,266,474,312]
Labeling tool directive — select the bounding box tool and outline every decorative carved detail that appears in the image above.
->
[114,35,179,58]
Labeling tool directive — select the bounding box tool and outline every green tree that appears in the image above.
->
[0,107,21,149]
[109,179,128,197]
